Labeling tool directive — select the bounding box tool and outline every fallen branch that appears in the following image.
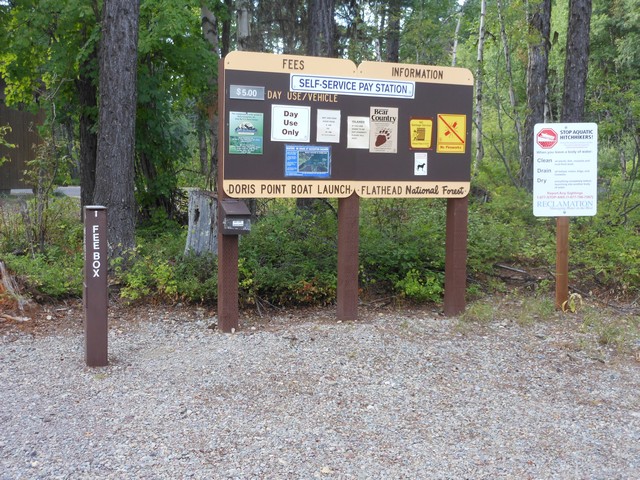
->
[494,264,531,275]
[0,313,30,322]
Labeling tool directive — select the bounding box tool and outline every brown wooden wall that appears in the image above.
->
[0,80,42,191]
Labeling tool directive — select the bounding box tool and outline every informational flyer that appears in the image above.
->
[316,109,341,143]
[533,123,598,217]
[229,112,264,155]
[369,106,398,153]
[284,144,331,178]
[347,116,370,149]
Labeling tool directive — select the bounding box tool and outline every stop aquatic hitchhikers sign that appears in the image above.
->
[533,123,598,217]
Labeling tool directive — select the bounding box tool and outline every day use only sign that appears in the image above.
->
[533,123,598,217]
[221,51,474,198]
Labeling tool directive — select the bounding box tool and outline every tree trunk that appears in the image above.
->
[0,260,31,311]
[497,0,525,165]
[473,0,487,175]
[237,0,251,51]
[184,189,218,256]
[94,0,140,258]
[452,11,462,67]
[201,3,219,54]
[201,3,220,185]
[521,0,552,192]
[221,0,233,57]
[76,53,98,209]
[308,0,336,57]
[300,0,336,211]
[561,0,592,122]
[198,115,209,176]
[385,0,401,63]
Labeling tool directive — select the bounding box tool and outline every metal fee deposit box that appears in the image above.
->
[220,199,251,235]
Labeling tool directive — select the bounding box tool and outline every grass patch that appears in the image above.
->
[514,296,556,325]
[580,308,640,354]
[459,293,559,329]
[454,299,497,334]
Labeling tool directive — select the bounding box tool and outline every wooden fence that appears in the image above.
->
[0,80,42,192]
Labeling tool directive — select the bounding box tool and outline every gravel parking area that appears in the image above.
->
[1,305,639,479]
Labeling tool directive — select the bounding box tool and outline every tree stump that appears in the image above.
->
[0,260,30,311]
[184,189,218,256]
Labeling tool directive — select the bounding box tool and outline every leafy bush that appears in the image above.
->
[394,269,443,302]
[467,187,556,273]
[4,250,83,299]
[115,216,218,303]
[0,195,84,300]
[359,198,446,298]
[0,196,83,255]
[117,252,218,303]
[3,179,640,307]
[239,200,338,305]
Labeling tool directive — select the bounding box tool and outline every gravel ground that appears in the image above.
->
[1,305,639,479]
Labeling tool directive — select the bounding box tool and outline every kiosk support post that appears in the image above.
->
[337,193,360,321]
[444,196,468,316]
[216,59,240,333]
[217,231,239,332]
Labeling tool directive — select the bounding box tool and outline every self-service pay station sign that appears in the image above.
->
[217,52,474,331]
[221,51,473,198]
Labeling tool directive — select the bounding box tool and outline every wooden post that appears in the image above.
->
[555,216,569,309]
[84,206,108,367]
[337,193,360,321]
[444,196,468,316]
[216,59,240,333]
[217,233,239,332]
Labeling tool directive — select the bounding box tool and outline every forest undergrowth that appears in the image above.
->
[1,190,639,361]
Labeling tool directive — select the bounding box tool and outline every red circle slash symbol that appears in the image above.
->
[536,128,558,149]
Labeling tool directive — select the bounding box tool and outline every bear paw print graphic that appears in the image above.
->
[375,129,392,147]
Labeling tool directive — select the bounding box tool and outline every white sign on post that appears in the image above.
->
[533,123,598,217]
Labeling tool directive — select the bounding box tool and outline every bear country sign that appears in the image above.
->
[533,123,598,217]
[220,51,474,198]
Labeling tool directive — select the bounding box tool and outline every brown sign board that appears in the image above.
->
[221,51,473,198]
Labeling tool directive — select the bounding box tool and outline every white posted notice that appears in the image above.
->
[316,109,341,143]
[347,116,370,149]
[533,123,598,217]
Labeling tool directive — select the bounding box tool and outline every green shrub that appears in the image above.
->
[395,268,443,302]
[3,178,640,307]
[173,253,217,303]
[239,200,338,305]
[0,196,83,255]
[359,198,446,296]
[4,250,83,299]
[115,218,218,303]
[1,196,84,300]
[118,252,218,303]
